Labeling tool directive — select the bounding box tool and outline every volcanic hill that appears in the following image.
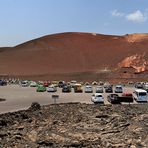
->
[0,32,148,81]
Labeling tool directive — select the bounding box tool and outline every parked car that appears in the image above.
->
[58,81,66,88]
[99,81,104,86]
[51,81,58,87]
[104,82,110,88]
[0,80,7,86]
[91,93,104,104]
[135,83,143,89]
[21,80,29,87]
[38,81,44,85]
[128,81,134,85]
[47,85,57,92]
[105,86,113,93]
[74,83,83,93]
[43,81,50,87]
[85,82,90,86]
[70,80,77,88]
[36,85,46,92]
[107,94,120,104]
[120,92,133,103]
[143,84,148,92]
[85,85,93,93]
[96,86,103,93]
[30,81,37,87]
[92,81,98,85]
[133,89,148,102]
[66,82,72,88]
[62,85,71,93]
[79,81,84,85]
[122,92,133,97]
[114,85,123,93]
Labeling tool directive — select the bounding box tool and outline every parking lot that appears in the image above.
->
[0,84,141,114]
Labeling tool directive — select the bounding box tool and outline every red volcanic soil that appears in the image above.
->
[0,32,148,81]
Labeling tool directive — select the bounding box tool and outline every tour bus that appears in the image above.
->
[133,89,148,102]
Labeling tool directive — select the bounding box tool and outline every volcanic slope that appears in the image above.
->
[0,32,148,80]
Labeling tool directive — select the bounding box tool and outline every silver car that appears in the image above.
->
[47,85,57,92]
[114,85,123,93]
[96,86,103,93]
[85,85,93,93]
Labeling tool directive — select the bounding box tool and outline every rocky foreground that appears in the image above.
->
[0,102,148,148]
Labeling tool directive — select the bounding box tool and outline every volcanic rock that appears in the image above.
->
[0,103,147,147]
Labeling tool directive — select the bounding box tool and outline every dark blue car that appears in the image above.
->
[0,80,7,86]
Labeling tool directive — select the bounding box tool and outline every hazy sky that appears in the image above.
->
[0,0,148,47]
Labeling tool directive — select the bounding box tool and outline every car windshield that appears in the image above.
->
[49,86,54,88]
[96,95,102,97]
[111,94,118,97]
[22,82,27,84]
[97,87,102,89]
[124,93,132,96]
[64,86,68,88]
[139,92,147,96]
[59,82,64,84]
[116,86,122,89]
[107,87,112,89]
[86,86,92,88]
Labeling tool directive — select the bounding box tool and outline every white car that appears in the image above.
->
[47,85,57,92]
[104,82,110,88]
[70,80,77,88]
[143,84,148,92]
[21,80,29,87]
[114,85,123,93]
[30,81,37,87]
[133,89,148,102]
[91,93,104,103]
[85,85,93,93]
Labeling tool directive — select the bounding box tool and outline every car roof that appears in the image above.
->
[115,85,122,87]
[75,83,82,86]
[123,92,132,94]
[135,89,147,93]
[38,85,44,87]
[71,80,77,83]
[48,84,55,87]
[86,85,92,87]
[110,93,118,95]
[96,86,102,88]
[94,93,103,95]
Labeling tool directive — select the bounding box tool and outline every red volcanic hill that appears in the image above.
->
[0,32,148,81]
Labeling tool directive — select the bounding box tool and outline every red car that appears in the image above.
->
[122,93,133,97]
[43,81,50,87]
[120,92,133,102]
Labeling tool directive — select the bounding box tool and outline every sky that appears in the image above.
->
[0,0,148,47]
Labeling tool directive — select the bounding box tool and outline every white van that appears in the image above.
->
[133,89,148,102]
